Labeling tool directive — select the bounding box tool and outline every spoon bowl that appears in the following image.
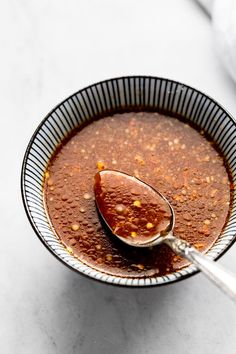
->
[94,169,175,247]
[94,169,236,302]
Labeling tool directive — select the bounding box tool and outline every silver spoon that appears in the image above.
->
[94,169,236,302]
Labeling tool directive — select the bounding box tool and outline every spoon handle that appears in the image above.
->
[165,236,236,302]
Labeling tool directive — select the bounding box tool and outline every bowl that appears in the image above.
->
[21,76,236,287]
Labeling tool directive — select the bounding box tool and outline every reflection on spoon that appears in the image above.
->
[94,169,236,302]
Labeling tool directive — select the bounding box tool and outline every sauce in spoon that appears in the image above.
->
[94,170,172,245]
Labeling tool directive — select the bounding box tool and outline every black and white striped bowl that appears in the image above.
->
[21,76,236,287]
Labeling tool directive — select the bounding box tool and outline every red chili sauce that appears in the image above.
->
[44,112,231,277]
[94,170,172,243]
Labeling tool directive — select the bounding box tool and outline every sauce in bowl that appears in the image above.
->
[44,112,231,277]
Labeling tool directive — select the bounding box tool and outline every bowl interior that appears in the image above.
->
[21,76,236,286]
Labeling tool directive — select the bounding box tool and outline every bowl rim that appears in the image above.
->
[21,75,236,287]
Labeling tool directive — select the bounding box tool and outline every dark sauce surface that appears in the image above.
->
[94,170,172,243]
[44,112,231,278]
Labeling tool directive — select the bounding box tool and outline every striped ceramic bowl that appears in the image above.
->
[21,76,236,287]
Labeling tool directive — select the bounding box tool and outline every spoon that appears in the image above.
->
[94,169,236,302]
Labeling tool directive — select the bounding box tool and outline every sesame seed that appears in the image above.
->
[106,254,112,261]
[133,200,141,208]
[146,222,154,229]
[71,224,80,231]
[83,193,92,200]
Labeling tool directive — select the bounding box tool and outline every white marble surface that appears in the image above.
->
[1,1,236,353]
